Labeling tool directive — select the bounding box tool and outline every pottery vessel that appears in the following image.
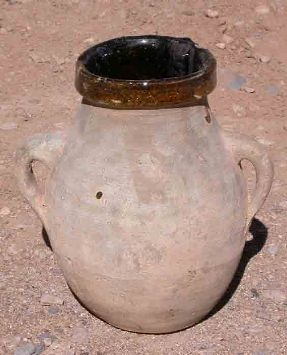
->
[16,36,273,334]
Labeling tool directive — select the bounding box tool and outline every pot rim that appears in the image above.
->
[75,35,217,109]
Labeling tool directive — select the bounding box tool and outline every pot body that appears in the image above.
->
[44,104,247,333]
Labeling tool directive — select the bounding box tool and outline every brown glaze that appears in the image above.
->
[75,35,216,109]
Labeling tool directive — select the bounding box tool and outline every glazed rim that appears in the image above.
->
[75,35,217,109]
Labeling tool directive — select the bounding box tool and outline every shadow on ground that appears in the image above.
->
[207,217,268,318]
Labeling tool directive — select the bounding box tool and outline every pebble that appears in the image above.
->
[245,37,256,48]
[255,5,270,15]
[0,206,11,216]
[232,104,246,117]
[222,34,234,44]
[182,10,194,16]
[216,42,226,49]
[84,37,96,44]
[13,343,36,355]
[242,86,255,93]
[266,244,279,256]
[262,289,286,303]
[0,122,18,130]
[0,27,8,34]
[257,137,274,146]
[259,55,271,63]
[40,294,64,306]
[205,9,219,18]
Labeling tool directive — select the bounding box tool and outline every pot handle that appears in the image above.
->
[223,132,273,227]
[15,131,66,228]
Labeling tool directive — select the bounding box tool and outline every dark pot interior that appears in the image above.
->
[80,36,201,80]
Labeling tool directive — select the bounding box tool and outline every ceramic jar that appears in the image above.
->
[16,36,273,333]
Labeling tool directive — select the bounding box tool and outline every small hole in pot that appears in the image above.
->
[96,191,103,199]
[205,112,211,123]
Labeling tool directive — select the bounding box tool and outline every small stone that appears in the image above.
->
[232,104,246,117]
[205,9,219,18]
[222,34,234,44]
[262,289,286,303]
[242,86,255,93]
[266,244,279,256]
[182,10,194,16]
[40,294,64,306]
[0,122,18,130]
[259,55,271,63]
[245,37,256,48]
[14,343,36,355]
[255,5,270,15]
[0,27,8,34]
[0,206,11,216]
[216,42,226,49]
[257,138,274,146]
[43,338,52,347]
[84,37,96,44]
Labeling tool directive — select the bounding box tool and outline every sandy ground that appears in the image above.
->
[0,0,287,354]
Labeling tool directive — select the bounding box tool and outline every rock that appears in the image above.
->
[0,206,11,216]
[259,55,271,63]
[0,122,18,130]
[216,42,226,49]
[218,68,246,91]
[232,104,246,117]
[222,34,234,44]
[14,343,36,355]
[255,5,270,15]
[205,9,219,18]
[40,294,64,306]
[262,289,286,303]
[242,86,255,93]
[266,244,279,256]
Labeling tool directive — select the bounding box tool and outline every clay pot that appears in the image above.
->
[16,36,273,334]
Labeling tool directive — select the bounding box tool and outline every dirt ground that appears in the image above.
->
[0,0,287,354]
